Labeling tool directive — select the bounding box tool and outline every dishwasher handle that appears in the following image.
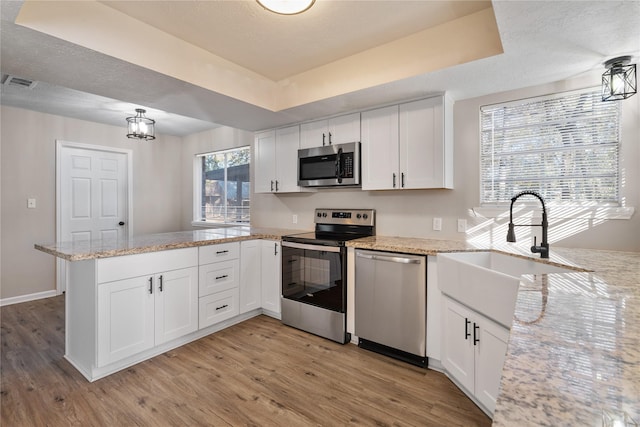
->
[356,252,422,264]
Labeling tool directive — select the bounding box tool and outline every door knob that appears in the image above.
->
[118,221,125,226]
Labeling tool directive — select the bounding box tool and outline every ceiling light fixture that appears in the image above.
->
[256,0,315,15]
[602,56,637,101]
[126,108,156,141]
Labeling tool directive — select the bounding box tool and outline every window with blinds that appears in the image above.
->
[480,89,621,205]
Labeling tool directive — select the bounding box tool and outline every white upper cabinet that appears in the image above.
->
[254,126,308,194]
[361,95,453,191]
[254,130,276,194]
[300,113,361,149]
[361,105,399,190]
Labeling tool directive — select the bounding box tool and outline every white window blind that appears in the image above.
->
[480,89,620,205]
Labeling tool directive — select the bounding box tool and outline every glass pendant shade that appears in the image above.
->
[126,108,156,140]
[256,0,315,15]
[602,56,637,101]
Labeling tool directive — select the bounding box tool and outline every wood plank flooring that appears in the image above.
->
[1,295,491,426]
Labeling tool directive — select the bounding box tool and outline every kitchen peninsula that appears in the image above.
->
[36,231,640,426]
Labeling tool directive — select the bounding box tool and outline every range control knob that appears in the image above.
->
[322,212,327,218]
[356,214,362,219]
[317,212,322,218]
[363,214,368,219]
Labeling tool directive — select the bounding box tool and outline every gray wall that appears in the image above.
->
[1,72,638,302]
[0,106,183,300]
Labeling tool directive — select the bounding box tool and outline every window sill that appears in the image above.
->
[191,221,250,229]
[473,206,635,220]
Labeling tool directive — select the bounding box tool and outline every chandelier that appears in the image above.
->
[126,108,156,140]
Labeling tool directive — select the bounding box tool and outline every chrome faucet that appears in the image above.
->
[507,191,549,258]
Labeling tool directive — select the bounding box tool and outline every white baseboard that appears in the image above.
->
[0,290,59,307]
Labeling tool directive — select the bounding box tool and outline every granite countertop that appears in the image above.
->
[35,227,302,261]
[36,231,639,424]
[348,236,640,426]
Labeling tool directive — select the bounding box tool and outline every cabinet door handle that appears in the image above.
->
[148,277,153,294]
[274,242,278,256]
[275,180,279,192]
[474,323,480,345]
[215,274,228,280]
[401,172,405,188]
[322,133,326,146]
[158,275,163,292]
[270,180,274,192]
[328,131,332,144]
[465,318,471,340]
[216,304,228,311]
[393,173,397,188]
[216,250,229,255]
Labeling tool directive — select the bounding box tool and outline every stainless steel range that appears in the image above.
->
[281,208,375,344]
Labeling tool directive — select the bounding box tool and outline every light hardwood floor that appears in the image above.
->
[1,295,491,426]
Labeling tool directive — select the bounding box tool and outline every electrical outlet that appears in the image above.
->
[432,217,442,231]
[457,219,467,233]
[27,198,36,209]
[292,214,298,224]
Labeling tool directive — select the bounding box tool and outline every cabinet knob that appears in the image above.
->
[118,221,125,226]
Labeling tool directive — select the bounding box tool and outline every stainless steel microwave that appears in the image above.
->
[298,142,361,187]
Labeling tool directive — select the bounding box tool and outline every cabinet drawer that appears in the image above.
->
[97,248,198,284]
[198,242,240,264]
[199,289,239,329]
[199,259,239,297]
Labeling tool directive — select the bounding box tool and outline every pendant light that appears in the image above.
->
[256,0,315,15]
[126,108,156,140]
[602,56,637,101]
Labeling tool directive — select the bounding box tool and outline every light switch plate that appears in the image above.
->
[457,219,467,233]
[292,214,298,224]
[27,198,36,209]
[433,217,442,231]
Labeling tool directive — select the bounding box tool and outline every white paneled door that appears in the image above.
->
[57,141,132,293]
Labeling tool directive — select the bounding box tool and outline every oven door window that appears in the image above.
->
[282,245,345,312]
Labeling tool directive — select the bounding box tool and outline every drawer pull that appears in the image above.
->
[216,304,229,311]
[215,274,228,280]
[216,250,229,255]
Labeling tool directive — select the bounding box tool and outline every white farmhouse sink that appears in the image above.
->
[437,251,573,328]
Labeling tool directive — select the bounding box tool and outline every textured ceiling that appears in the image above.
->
[1,1,639,135]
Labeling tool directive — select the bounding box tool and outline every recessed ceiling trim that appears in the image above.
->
[15,1,501,113]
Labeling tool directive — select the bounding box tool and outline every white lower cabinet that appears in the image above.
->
[198,242,240,328]
[261,240,281,316]
[442,296,509,415]
[96,250,199,368]
[239,239,282,318]
[199,288,239,328]
[240,240,262,314]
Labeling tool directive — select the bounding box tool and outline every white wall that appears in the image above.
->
[0,106,183,300]
[251,74,640,252]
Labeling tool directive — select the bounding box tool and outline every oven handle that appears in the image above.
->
[281,241,342,253]
[356,252,421,264]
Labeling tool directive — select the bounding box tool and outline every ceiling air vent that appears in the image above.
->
[2,75,37,89]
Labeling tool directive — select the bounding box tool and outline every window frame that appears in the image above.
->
[192,146,251,227]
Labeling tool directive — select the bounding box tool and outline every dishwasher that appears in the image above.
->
[355,250,427,367]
